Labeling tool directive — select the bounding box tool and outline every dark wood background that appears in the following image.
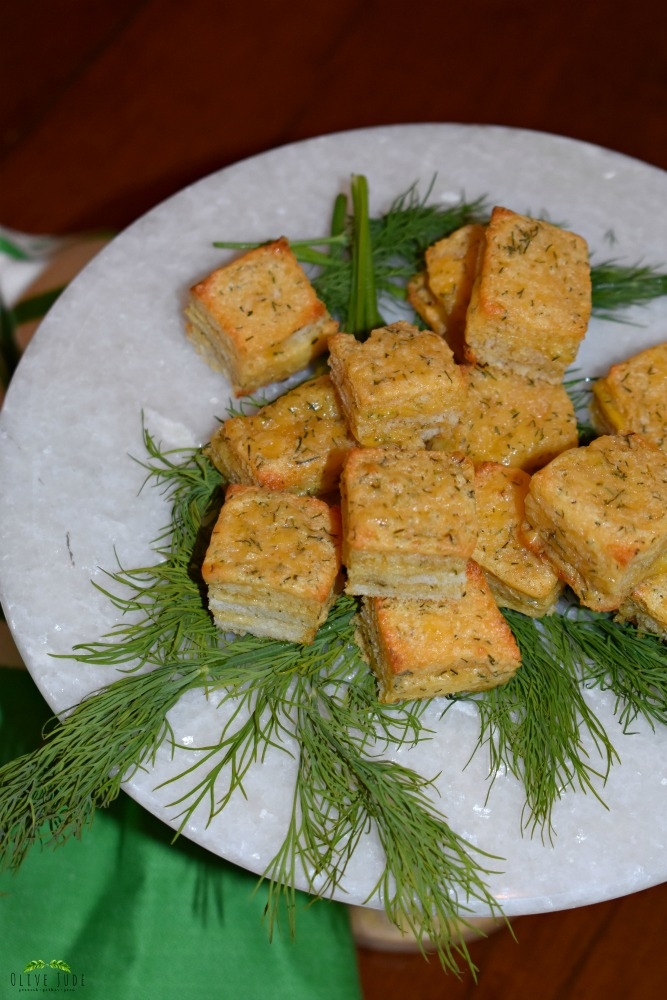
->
[2,2,667,996]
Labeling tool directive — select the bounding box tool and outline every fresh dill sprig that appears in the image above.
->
[553,611,667,733]
[0,661,206,873]
[263,691,505,978]
[474,610,618,841]
[590,260,667,320]
[6,437,500,976]
[368,182,487,293]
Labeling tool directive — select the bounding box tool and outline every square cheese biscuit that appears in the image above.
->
[206,375,356,496]
[341,447,476,598]
[591,342,667,450]
[473,463,563,616]
[185,238,337,396]
[406,270,448,337]
[430,364,579,472]
[616,565,667,640]
[355,562,521,703]
[202,484,342,644]
[523,434,667,611]
[328,321,466,448]
[464,207,591,384]
[407,224,485,362]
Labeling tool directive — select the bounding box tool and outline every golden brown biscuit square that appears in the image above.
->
[616,565,667,640]
[406,270,448,336]
[472,462,563,616]
[206,375,355,496]
[201,484,342,643]
[407,224,485,361]
[523,434,667,611]
[464,207,591,384]
[430,364,579,472]
[185,238,337,396]
[341,447,476,598]
[327,321,466,448]
[591,342,667,450]
[355,562,521,703]
[423,224,486,361]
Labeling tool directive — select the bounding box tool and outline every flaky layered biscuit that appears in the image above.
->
[185,238,337,396]
[355,562,521,703]
[341,448,476,598]
[523,434,667,611]
[473,463,563,616]
[591,342,667,450]
[202,484,341,643]
[464,207,591,384]
[407,224,485,361]
[327,321,466,448]
[430,364,578,472]
[616,568,667,641]
[206,375,355,496]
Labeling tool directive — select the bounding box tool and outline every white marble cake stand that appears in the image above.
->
[2,124,667,917]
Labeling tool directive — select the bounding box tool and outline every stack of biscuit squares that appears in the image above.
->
[587,341,667,637]
[410,205,588,473]
[189,210,667,703]
[340,448,522,703]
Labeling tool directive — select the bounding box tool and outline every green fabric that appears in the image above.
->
[0,668,363,999]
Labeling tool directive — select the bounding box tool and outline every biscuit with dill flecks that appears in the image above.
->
[522,434,667,612]
[616,561,667,640]
[341,447,476,599]
[407,224,485,362]
[355,562,521,703]
[201,484,342,644]
[185,238,337,396]
[430,364,579,472]
[327,321,466,449]
[464,207,591,384]
[473,462,563,616]
[206,375,355,496]
[591,342,667,450]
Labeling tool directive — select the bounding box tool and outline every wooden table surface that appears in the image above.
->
[2,2,667,997]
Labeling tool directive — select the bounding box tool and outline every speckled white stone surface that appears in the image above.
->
[2,124,667,916]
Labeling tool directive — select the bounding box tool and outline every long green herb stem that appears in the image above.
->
[347,174,384,336]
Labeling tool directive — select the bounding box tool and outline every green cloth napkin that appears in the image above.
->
[0,669,362,999]
[0,230,363,999]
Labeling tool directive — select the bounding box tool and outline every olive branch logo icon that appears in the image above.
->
[22,958,72,973]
